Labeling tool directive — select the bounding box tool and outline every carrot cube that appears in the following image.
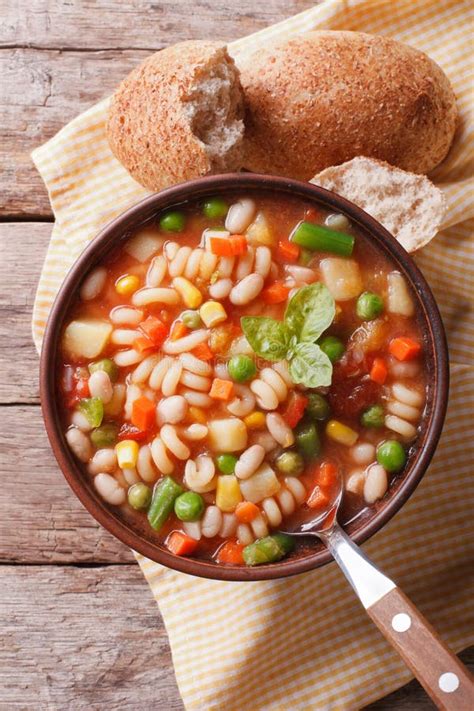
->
[277,240,300,263]
[133,336,156,353]
[216,540,245,565]
[140,316,168,346]
[235,501,260,523]
[209,378,234,401]
[166,531,199,557]
[369,357,388,384]
[131,396,156,431]
[389,337,422,361]
[191,343,214,361]
[170,321,189,341]
[262,282,291,304]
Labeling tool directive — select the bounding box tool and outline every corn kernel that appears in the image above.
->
[115,439,139,468]
[200,301,228,328]
[216,475,243,512]
[326,420,358,447]
[188,406,207,424]
[244,411,266,429]
[172,277,203,309]
[115,274,140,296]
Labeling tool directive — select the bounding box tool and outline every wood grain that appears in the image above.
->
[0,565,183,710]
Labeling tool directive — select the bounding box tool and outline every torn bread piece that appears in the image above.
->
[312,157,446,252]
[107,41,244,191]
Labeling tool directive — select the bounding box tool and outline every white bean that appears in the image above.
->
[185,248,205,279]
[272,360,294,386]
[217,256,235,278]
[180,371,211,392]
[182,390,213,408]
[385,415,417,440]
[260,368,288,402]
[122,467,140,485]
[124,383,142,420]
[345,469,366,495]
[137,445,157,483]
[388,358,420,378]
[350,443,376,465]
[250,379,279,410]
[225,198,256,234]
[285,265,316,285]
[184,456,216,493]
[94,473,126,505]
[363,464,388,503]
[250,431,278,453]
[161,361,183,396]
[162,329,209,355]
[88,370,113,404]
[254,246,272,278]
[146,255,167,286]
[160,424,190,459]
[183,521,202,541]
[209,278,233,300]
[111,328,141,345]
[164,241,179,260]
[219,513,238,538]
[387,272,415,317]
[235,247,255,280]
[227,384,255,417]
[71,410,93,432]
[392,383,424,408]
[132,287,179,307]
[109,306,144,326]
[169,246,192,277]
[230,273,264,305]
[266,413,295,448]
[325,213,350,231]
[199,252,219,280]
[262,497,283,527]
[251,513,269,539]
[157,395,188,425]
[114,349,144,367]
[201,506,223,538]
[284,477,306,504]
[149,357,173,390]
[179,424,208,441]
[88,448,117,475]
[151,437,174,474]
[387,400,419,421]
[214,361,229,380]
[276,488,296,516]
[66,427,92,462]
[179,353,213,376]
[237,523,254,545]
[104,383,126,416]
[132,354,161,384]
[235,445,265,479]
[80,267,107,301]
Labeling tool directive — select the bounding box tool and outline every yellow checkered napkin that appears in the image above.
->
[32,0,474,707]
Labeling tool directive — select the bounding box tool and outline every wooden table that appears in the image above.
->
[1,1,471,707]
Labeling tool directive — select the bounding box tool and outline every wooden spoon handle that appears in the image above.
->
[367,587,474,710]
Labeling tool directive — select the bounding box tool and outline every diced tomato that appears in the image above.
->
[117,423,148,442]
[75,378,90,398]
[262,282,291,304]
[316,461,338,487]
[140,316,168,346]
[369,357,388,385]
[277,240,300,263]
[131,396,156,431]
[328,377,380,418]
[216,540,245,565]
[307,485,330,510]
[166,531,199,557]
[282,392,308,428]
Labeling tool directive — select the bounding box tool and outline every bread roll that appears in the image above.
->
[238,31,457,179]
[107,41,244,191]
[312,157,446,252]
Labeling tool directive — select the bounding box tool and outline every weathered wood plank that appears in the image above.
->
[0,404,133,563]
[0,564,183,710]
[0,223,50,403]
[2,0,315,49]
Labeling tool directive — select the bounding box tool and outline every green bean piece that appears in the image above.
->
[147,476,184,531]
[318,335,345,363]
[216,454,238,475]
[377,440,406,473]
[78,397,104,428]
[275,450,305,477]
[361,405,385,429]
[291,221,354,256]
[128,483,152,511]
[159,210,186,233]
[305,392,330,421]
[181,310,203,330]
[227,355,257,383]
[90,423,118,448]
[88,358,119,382]
[174,492,205,522]
[356,292,384,320]
[295,419,320,460]
[203,197,228,219]
[243,534,295,566]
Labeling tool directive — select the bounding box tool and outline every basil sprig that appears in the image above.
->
[241,283,336,388]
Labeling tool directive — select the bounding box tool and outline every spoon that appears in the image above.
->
[280,472,474,710]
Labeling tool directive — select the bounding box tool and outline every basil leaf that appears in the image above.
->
[284,283,335,343]
[289,343,333,388]
[241,317,289,361]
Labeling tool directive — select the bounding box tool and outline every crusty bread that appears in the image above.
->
[312,157,446,252]
[237,31,457,180]
[107,41,244,191]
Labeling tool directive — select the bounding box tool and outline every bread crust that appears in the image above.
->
[107,41,244,191]
[238,31,458,179]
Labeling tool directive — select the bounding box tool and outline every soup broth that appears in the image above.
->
[59,193,426,566]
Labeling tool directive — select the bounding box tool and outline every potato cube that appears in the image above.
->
[239,464,281,503]
[62,319,112,360]
[208,418,248,452]
[320,258,363,301]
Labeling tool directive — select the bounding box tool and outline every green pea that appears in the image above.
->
[181,310,203,330]
[361,405,384,429]
[318,336,345,363]
[376,440,406,473]
[216,454,238,475]
[78,397,103,428]
[88,358,119,383]
[295,419,320,460]
[174,492,205,522]
[275,450,305,477]
[305,392,330,421]
[227,355,257,383]
[90,423,118,448]
[128,483,152,511]
[356,292,384,320]
[203,197,228,219]
[159,210,186,232]
[298,248,313,266]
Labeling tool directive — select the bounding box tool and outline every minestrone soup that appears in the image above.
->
[59,193,426,566]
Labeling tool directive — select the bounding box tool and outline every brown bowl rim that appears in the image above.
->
[40,173,449,581]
